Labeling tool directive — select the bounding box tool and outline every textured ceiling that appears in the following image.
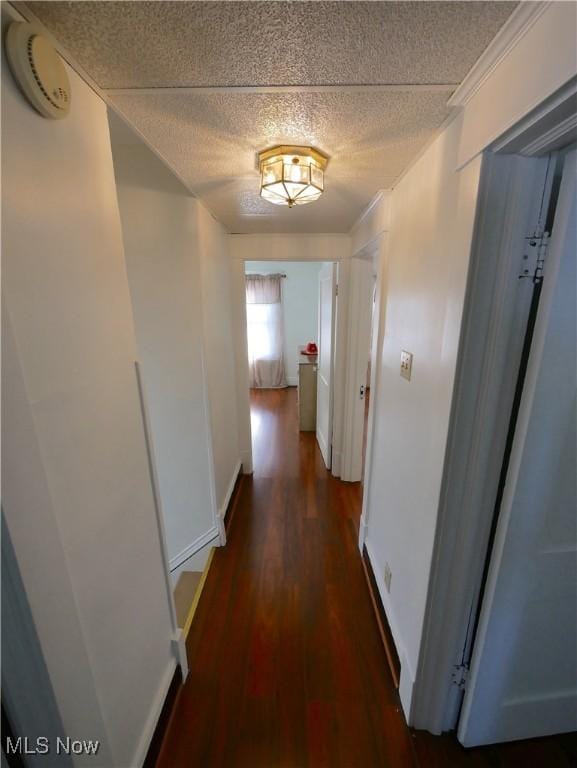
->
[108,89,452,232]
[27,1,517,89]
[26,1,518,233]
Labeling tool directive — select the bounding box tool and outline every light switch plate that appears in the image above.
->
[400,350,413,381]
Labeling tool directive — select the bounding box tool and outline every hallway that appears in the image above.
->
[158,387,412,767]
[156,389,576,768]
[2,1,576,761]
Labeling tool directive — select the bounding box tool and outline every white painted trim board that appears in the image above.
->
[169,526,220,572]
[218,459,242,521]
[448,2,549,107]
[131,659,177,768]
[365,538,415,719]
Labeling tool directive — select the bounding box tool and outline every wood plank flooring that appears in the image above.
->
[157,387,577,768]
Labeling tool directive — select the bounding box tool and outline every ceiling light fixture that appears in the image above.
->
[258,145,329,208]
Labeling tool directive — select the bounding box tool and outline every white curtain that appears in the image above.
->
[246,274,287,388]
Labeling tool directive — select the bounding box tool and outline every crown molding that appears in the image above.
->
[105,83,459,96]
[350,189,391,235]
[3,2,25,23]
[448,2,550,108]
[228,232,350,239]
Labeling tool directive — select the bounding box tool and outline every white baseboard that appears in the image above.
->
[133,658,177,768]
[332,449,342,478]
[170,545,213,585]
[399,656,415,723]
[171,628,188,679]
[169,525,219,572]
[240,449,253,475]
[317,431,329,467]
[218,459,242,520]
[216,515,227,547]
[358,515,368,552]
[364,537,415,721]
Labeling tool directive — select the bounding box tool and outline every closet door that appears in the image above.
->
[458,150,577,746]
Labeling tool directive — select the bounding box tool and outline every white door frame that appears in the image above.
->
[339,252,376,483]
[355,234,387,544]
[410,152,554,732]
[457,146,576,746]
[230,255,349,477]
[230,258,254,474]
[316,262,337,468]
[411,81,576,733]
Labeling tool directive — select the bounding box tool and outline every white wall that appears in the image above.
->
[230,234,350,263]
[197,203,242,517]
[360,1,577,723]
[350,192,391,255]
[245,260,322,385]
[1,9,175,764]
[111,129,221,572]
[362,113,483,716]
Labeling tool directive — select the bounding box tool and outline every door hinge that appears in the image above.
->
[335,284,339,296]
[451,663,469,690]
[519,230,549,283]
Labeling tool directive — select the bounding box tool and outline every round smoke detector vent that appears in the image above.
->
[5,22,71,119]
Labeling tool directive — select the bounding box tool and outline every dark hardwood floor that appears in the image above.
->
[157,387,577,768]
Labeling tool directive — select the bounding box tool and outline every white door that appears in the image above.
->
[316,262,336,468]
[458,150,577,746]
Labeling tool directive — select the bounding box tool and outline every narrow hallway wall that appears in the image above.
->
[197,204,242,518]
[1,8,174,765]
[110,114,221,574]
[362,113,482,716]
[359,2,577,723]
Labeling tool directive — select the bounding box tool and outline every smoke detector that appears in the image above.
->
[5,22,71,119]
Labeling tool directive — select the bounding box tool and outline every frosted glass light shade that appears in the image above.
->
[258,145,329,208]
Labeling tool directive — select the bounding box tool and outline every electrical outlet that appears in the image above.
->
[384,562,392,593]
[400,350,413,381]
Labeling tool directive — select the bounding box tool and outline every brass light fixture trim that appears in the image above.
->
[258,145,329,208]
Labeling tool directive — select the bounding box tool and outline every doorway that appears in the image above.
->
[242,260,337,469]
[363,273,378,480]
[412,138,577,738]
[457,146,576,746]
